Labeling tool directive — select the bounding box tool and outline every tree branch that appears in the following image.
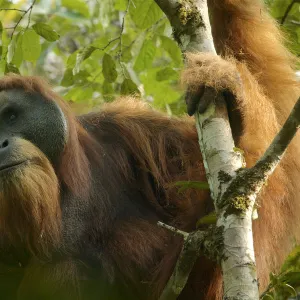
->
[281,0,297,25]
[10,0,37,40]
[158,230,204,300]
[158,223,223,300]
[155,0,300,299]
[154,0,254,299]
[154,0,216,53]
[116,0,130,77]
[256,96,300,172]
[0,8,26,12]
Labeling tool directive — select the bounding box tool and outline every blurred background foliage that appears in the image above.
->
[0,0,298,115]
[0,0,299,299]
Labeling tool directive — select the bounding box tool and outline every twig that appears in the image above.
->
[281,0,297,25]
[255,96,300,171]
[118,0,130,56]
[93,1,131,77]
[0,8,26,12]
[0,1,36,69]
[25,0,36,30]
[95,15,166,65]
[122,16,166,52]
[157,222,189,239]
[117,0,130,77]
[98,37,120,51]
[291,20,300,25]
[10,0,37,40]
[238,98,300,300]
[102,2,165,78]
[84,16,165,89]
[158,224,206,300]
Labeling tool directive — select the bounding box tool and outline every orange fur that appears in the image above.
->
[0,75,91,198]
[0,138,61,256]
[0,1,299,299]
[88,98,210,229]
[182,0,300,297]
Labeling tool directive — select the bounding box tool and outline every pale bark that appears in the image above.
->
[154,0,300,299]
[154,0,258,299]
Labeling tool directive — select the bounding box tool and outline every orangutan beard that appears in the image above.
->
[0,142,62,257]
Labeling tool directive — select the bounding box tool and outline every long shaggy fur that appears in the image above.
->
[0,77,211,299]
[0,139,61,256]
[182,0,300,298]
[0,75,92,198]
[93,98,209,228]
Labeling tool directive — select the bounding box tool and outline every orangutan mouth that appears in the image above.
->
[0,160,27,173]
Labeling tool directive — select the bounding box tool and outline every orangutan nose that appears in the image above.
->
[0,139,9,149]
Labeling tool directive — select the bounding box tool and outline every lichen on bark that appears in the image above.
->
[178,0,201,26]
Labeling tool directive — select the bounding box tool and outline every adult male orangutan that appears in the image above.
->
[0,0,299,299]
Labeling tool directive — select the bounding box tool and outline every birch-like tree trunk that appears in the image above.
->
[154,0,259,298]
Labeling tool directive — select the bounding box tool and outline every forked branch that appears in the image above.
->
[154,0,300,299]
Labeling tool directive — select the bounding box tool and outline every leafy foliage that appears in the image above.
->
[0,0,297,113]
[261,246,300,299]
[0,0,184,112]
[266,0,300,59]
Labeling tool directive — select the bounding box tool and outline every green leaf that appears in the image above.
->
[283,283,297,297]
[67,51,78,68]
[141,68,181,107]
[92,1,100,18]
[102,80,115,101]
[9,32,23,67]
[120,78,139,95]
[281,271,300,285]
[0,26,9,75]
[122,47,132,63]
[74,70,90,84]
[73,46,97,74]
[7,37,16,64]
[281,246,300,271]
[0,23,2,60]
[119,62,131,79]
[156,67,178,81]
[262,294,274,300]
[174,181,210,193]
[61,68,74,87]
[296,27,300,44]
[270,0,287,19]
[32,23,60,42]
[22,29,41,62]
[5,63,20,74]
[196,212,217,227]
[160,36,182,65]
[114,0,127,10]
[102,54,117,83]
[134,39,156,72]
[61,0,89,17]
[64,86,93,102]
[269,272,279,286]
[130,0,162,29]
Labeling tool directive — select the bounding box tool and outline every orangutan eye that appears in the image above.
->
[9,114,17,121]
[3,108,18,123]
